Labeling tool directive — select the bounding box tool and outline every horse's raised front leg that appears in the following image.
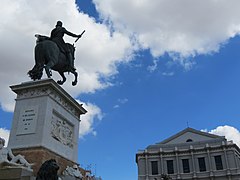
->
[57,72,66,85]
[70,70,78,86]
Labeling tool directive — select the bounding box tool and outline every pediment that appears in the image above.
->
[159,128,224,145]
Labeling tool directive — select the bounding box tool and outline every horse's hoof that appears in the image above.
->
[57,80,64,85]
[72,81,77,86]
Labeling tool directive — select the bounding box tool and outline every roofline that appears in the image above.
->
[158,127,225,144]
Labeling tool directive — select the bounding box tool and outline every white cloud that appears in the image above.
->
[3,0,240,112]
[208,125,240,147]
[0,128,10,147]
[113,105,120,109]
[147,59,158,73]
[113,98,128,108]
[0,0,133,112]
[118,98,128,104]
[2,0,240,139]
[77,101,103,138]
[162,72,175,76]
[93,0,240,64]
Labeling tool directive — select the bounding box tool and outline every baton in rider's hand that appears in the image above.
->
[75,30,85,43]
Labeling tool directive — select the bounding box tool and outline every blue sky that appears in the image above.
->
[78,36,240,179]
[2,1,240,180]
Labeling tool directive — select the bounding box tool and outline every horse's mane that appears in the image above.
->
[35,34,50,44]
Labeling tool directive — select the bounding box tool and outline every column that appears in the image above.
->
[145,150,149,180]
[190,145,197,178]
[222,141,231,177]
[160,148,164,175]
[175,147,181,179]
[206,144,214,178]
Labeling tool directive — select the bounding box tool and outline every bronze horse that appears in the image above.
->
[28,34,78,86]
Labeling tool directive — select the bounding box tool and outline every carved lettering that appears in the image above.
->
[16,106,38,135]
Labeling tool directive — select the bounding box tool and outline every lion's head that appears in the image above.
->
[36,159,59,180]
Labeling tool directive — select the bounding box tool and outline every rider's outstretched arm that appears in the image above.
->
[64,28,79,38]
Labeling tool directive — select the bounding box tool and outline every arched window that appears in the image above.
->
[186,139,193,142]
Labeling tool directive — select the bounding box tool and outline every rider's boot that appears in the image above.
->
[67,53,76,71]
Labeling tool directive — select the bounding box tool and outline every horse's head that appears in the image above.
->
[35,34,50,44]
[66,43,76,59]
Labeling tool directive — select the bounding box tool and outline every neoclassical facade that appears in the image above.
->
[136,128,240,180]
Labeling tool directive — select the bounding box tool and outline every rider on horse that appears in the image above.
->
[50,21,81,71]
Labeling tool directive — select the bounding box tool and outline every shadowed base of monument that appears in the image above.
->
[0,167,33,180]
[13,146,77,176]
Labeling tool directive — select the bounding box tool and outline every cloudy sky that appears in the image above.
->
[1,0,240,179]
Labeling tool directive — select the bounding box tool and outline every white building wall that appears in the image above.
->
[136,129,240,180]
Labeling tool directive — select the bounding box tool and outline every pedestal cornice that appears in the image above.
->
[10,78,87,118]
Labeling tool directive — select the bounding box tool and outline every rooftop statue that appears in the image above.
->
[0,137,32,170]
[28,21,85,86]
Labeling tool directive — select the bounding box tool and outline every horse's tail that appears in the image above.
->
[28,44,45,80]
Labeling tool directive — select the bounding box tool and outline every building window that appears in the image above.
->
[214,155,223,170]
[167,160,174,174]
[186,139,193,142]
[182,159,190,173]
[151,161,158,175]
[198,157,206,172]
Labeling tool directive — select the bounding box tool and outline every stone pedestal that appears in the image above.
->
[8,79,87,175]
[61,175,78,180]
[0,167,33,180]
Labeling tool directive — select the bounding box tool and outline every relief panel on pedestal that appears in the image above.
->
[51,110,74,148]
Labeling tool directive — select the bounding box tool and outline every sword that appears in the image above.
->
[75,30,85,43]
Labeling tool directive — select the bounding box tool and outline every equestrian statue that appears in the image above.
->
[28,21,85,86]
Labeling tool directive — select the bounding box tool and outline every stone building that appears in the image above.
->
[136,128,240,180]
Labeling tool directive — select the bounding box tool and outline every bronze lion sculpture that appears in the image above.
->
[36,159,59,180]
